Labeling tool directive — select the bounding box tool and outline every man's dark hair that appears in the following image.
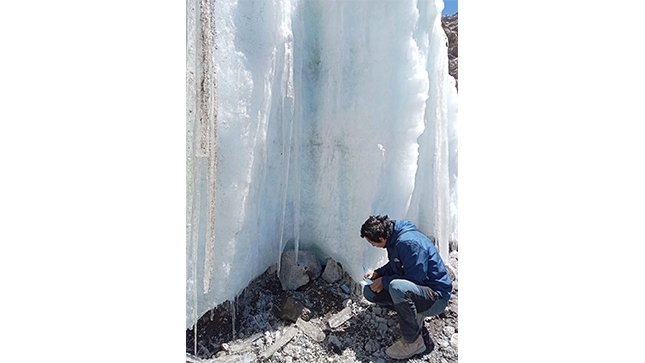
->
[360,215,392,242]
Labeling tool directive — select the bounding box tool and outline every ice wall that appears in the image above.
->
[187,0,458,329]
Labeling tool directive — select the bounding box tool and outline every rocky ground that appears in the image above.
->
[186,249,458,363]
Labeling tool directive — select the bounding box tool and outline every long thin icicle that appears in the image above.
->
[186,0,199,353]
[199,0,217,294]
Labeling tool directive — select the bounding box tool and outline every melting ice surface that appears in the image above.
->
[186,0,458,329]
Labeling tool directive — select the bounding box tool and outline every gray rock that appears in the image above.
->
[364,339,378,353]
[260,326,298,359]
[321,258,343,283]
[278,250,322,290]
[327,335,343,350]
[443,346,458,358]
[443,326,455,336]
[328,306,353,328]
[450,333,458,348]
[274,295,305,322]
[446,264,458,282]
[210,352,257,363]
[296,318,326,342]
[377,322,388,334]
[449,238,458,252]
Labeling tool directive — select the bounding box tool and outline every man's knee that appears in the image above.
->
[388,279,418,297]
[363,285,376,301]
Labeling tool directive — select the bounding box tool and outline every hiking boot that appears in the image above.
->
[421,326,435,353]
[385,334,426,359]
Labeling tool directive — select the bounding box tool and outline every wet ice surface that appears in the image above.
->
[186,255,458,363]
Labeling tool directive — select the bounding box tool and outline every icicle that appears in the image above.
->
[198,0,218,294]
[232,296,237,340]
[278,34,296,269]
[431,2,451,263]
[186,0,200,350]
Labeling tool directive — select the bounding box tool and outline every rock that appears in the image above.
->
[443,326,455,336]
[226,334,262,355]
[449,238,458,252]
[374,316,387,324]
[449,251,458,272]
[296,318,326,342]
[210,352,257,363]
[321,258,343,283]
[450,333,458,348]
[328,306,353,328]
[377,322,388,334]
[260,326,298,359]
[301,307,313,321]
[274,295,305,322]
[264,331,273,345]
[278,250,322,290]
[364,339,378,353]
[446,264,458,282]
[327,335,343,354]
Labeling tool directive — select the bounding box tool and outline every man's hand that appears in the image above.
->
[365,270,379,280]
[369,277,384,293]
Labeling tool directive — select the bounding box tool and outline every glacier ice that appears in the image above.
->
[186,0,458,329]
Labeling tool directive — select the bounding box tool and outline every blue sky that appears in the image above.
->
[443,0,457,15]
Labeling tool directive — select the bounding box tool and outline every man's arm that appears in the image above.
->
[374,262,394,278]
[380,241,428,290]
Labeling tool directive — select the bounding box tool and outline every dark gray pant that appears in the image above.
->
[363,279,448,342]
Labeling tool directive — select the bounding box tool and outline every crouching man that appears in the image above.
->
[361,215,453,359]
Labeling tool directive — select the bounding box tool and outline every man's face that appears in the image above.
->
[365,237,387,248]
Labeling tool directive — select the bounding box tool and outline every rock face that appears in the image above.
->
[441,13,458,90]
[278,250,322,290]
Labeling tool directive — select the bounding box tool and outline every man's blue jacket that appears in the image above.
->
[374,220,453,300]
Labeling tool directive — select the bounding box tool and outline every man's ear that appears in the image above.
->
[379,237,387,244]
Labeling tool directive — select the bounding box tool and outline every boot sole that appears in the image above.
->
[385,344,426,360]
